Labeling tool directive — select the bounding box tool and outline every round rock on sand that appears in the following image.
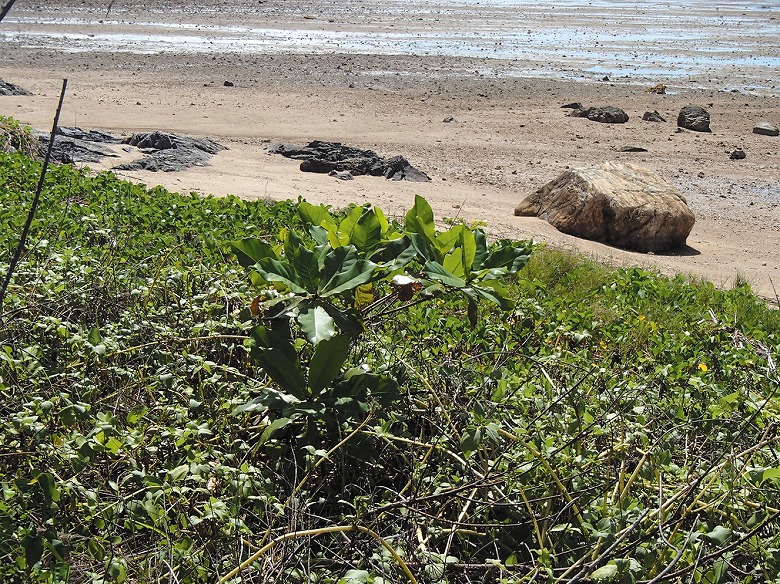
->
[514,162,695,253]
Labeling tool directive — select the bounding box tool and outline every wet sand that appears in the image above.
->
[2,0,780,298]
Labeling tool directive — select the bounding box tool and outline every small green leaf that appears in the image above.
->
[704,525,733,545]
[350,208,383,251]
[711,560,728,584]
[308,224,330,245]
[88,326,102,346]
[106,559,127,583]
[460,426,482,458]
[435,224,464,254]
[337,205,364,246]
[287,232,322,291]
[256,257,309,294]
[370,236,417,269]
[423,261,466,288]
[591,563,619,583]
[404,195,436,241]
[299,201,335,228]
[250,326,307,398]
[338,569,370,583]
[35,472,60,503]
[259,417,293,445]
[231,238,276,269]
[471,228,489,270]
[443,247,466,278]
[297,303,336,345]
[308,334,351,395]
[320,303,365,339]
[319,246,378,297]
[167,464,190,482]
[470,280,514,310]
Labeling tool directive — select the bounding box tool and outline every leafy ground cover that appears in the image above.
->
[1,143,779,583]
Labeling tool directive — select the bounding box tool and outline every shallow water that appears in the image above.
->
[3,0,779,90]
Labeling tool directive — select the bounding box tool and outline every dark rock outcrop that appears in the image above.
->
[268,140,431,182]
[571,106,629,124]
[0,79,32,96]
[116,131,227,172]
[37,126,122,163]
[515,161,695,252]
[677,105,711,132]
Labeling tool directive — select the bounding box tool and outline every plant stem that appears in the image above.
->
[0,78,67,311]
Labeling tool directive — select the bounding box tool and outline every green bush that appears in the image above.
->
[1,150,779,583]
[0,115,37,157]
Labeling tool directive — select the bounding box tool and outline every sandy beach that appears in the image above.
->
[2,0,779,298]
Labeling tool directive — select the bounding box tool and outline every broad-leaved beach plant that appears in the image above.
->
[232,195,532,440]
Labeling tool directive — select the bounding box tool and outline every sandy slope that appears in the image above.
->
[2,1,779,299]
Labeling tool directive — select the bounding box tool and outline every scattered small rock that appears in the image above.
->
[442,116,456,123]
[0,78,32,96]
[729,148,746,160]
[646,83,667,94]
[560,102,583,109]
[329,170,354,181]
[677,105,711,132]
[642,110,666,122]
[619,146,648,152]
[223,81,234,87]
[601,76,610,82]
[753,121,779,137]
[571,106,629,124]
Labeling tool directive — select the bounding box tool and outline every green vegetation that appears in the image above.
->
[1,141,779,583]
[0,115,37,157]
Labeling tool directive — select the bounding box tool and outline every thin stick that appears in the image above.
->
[0,79,68,311]
[104,0,116,19]
[0,0,18,23]
[769,274,780,308]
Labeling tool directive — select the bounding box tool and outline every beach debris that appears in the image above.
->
[268,141,431,182]
[677,105,711,132]
[570,106,629,124]
[729,148,746,160]
[753,121,779,137]
[646,83,667,94]
[0,78,32,96]
[115,131,227,172]
[642,110,666,122]
[514,161,695,252]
